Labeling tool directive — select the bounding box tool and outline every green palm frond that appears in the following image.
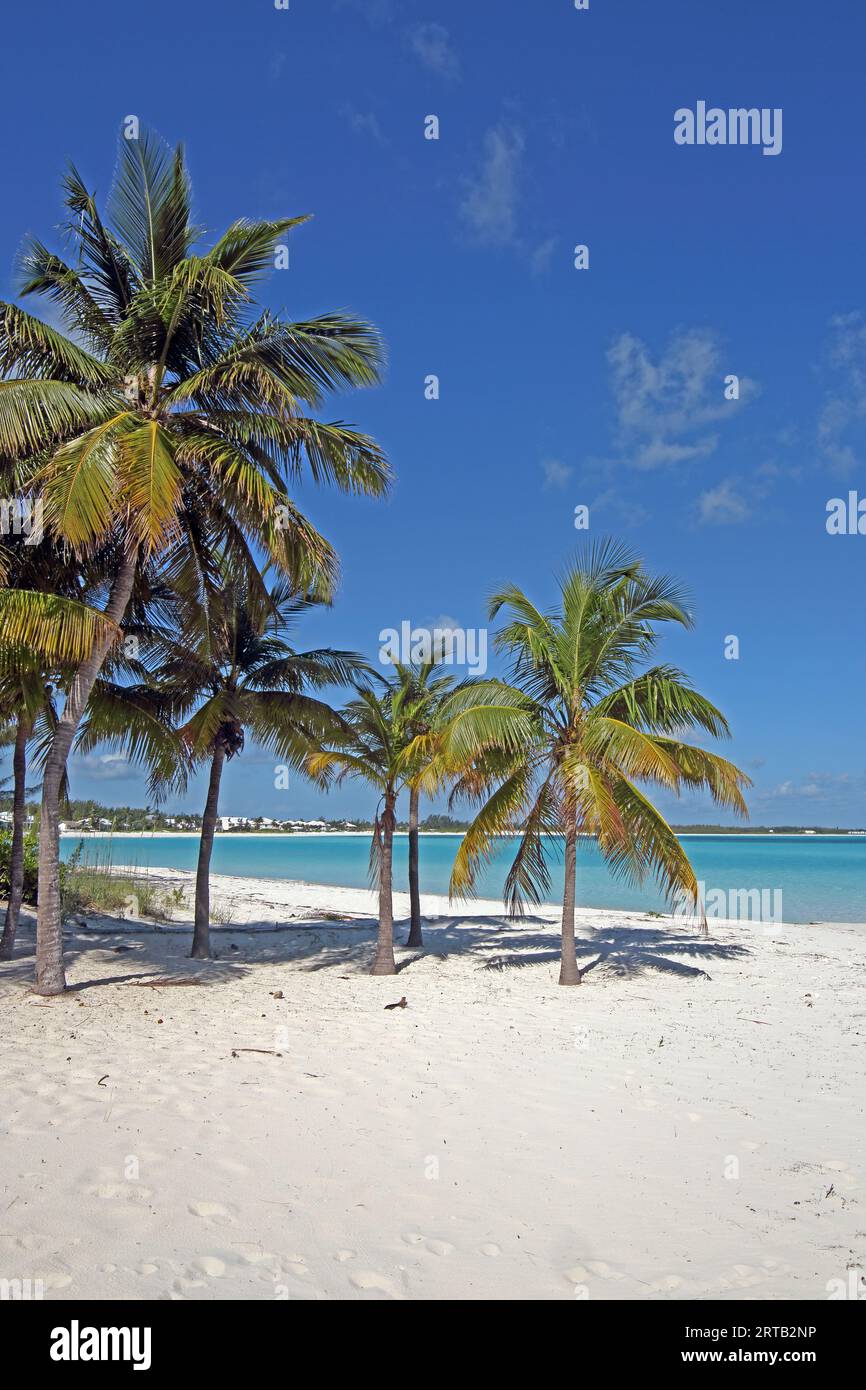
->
[118,420,182,554]
[0,589,118,667]
[0,303,114,385]
[0,380,120,458]
[37,413,134,547]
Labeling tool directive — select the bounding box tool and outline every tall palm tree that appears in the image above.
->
[440,541,751,984]
[0,535,116,958]
[89,573,363,959]
[395,661,455,949]
[308,675,423,975]
[0,127,390,993]
[0,677,51,959]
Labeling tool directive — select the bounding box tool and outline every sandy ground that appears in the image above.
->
[1,869,864,1302]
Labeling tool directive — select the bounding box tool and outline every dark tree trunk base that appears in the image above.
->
[407,785,423,951]
[558,967,582,986]
[371,955,397,976]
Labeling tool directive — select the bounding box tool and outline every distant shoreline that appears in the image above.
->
[60,830,866,840]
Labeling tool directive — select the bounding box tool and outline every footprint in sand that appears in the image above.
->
[650,1274,684,1292]
[235,1246,282,1272]
[425,1239,454,1257]
[480,1243,501,1258]
[401,1232,454,1256]
[334,1250,355,1263]
[586,1260,625,1281]
[725,1263,766,1289]
[42,1273,73,1292]
[188,1201,234,1225]
[88,1182,153,1202]
[193,1255,226,1278]
[349,1270,403,1299]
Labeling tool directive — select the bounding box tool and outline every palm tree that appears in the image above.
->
[0,678,51,959]
[441,541,751,984]
[308,675,424,975]
[394,661,455,949]
[92,573,363,959]
[0,127,390,993]
[0,536,115,958]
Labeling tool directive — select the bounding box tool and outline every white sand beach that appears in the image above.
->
[1,870,863,1301]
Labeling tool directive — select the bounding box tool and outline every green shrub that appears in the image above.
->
[0,826,40,904]
[60,849,186,923]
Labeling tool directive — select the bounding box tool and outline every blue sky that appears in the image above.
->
[2,0,865,825]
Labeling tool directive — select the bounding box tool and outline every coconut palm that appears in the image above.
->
[440,541,751,984]
[308,674,428,975]
[0,679,51,959]
[0,127,390,993]
[394,661,455,948]
[0,535,117,958]
[87,572,364,959]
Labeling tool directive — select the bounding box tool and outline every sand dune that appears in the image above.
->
[1,871,863,1300]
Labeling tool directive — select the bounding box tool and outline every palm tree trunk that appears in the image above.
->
[406,784,423,948]
[371,789,397,975]
[191,744,225,960]
[559,805,581,985]
[0,714,32,960]
[35,548,139,995]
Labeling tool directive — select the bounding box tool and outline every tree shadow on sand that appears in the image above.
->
[0,905,751,992]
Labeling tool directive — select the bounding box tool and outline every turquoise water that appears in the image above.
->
[60,833,866,923]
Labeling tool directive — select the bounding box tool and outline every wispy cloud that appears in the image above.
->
[341,105,388,145]
[590,487,650,528]
[407,21,460,79]
[540,458,572,489]
[459,122,525,248]
[817,312,866,475]
[696,478,752,525]
[530,236,557,278]
[696,462,783,526]
[606,328,756,472]
[72,753,139,783]
[334,0,396,26]
[755,771,854,803]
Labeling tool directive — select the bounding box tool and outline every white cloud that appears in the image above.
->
[459,122,525,248]
[408,21,460,78]
[335,0,395,26]
[697,478,752,525]
[590,487,650,528]
[342,106,388,145]
[756,772,853,802]
[817,312,866,475]
[530,237,557,278]
[72,753,138,783]
[606,328,756,472]
[541,458,572,489]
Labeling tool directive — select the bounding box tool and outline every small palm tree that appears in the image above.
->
[102,574,364,959]
[0,127,390,993]
[308,675,424,975]
[441,541,751,984]
[395,661,455,948]
[0,537,118,957]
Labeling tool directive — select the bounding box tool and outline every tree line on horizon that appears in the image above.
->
[0,128,750,991]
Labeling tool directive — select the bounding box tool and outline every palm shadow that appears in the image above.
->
[1,903,752,992]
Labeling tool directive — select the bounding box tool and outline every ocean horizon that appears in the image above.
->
[60,832,866,924]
